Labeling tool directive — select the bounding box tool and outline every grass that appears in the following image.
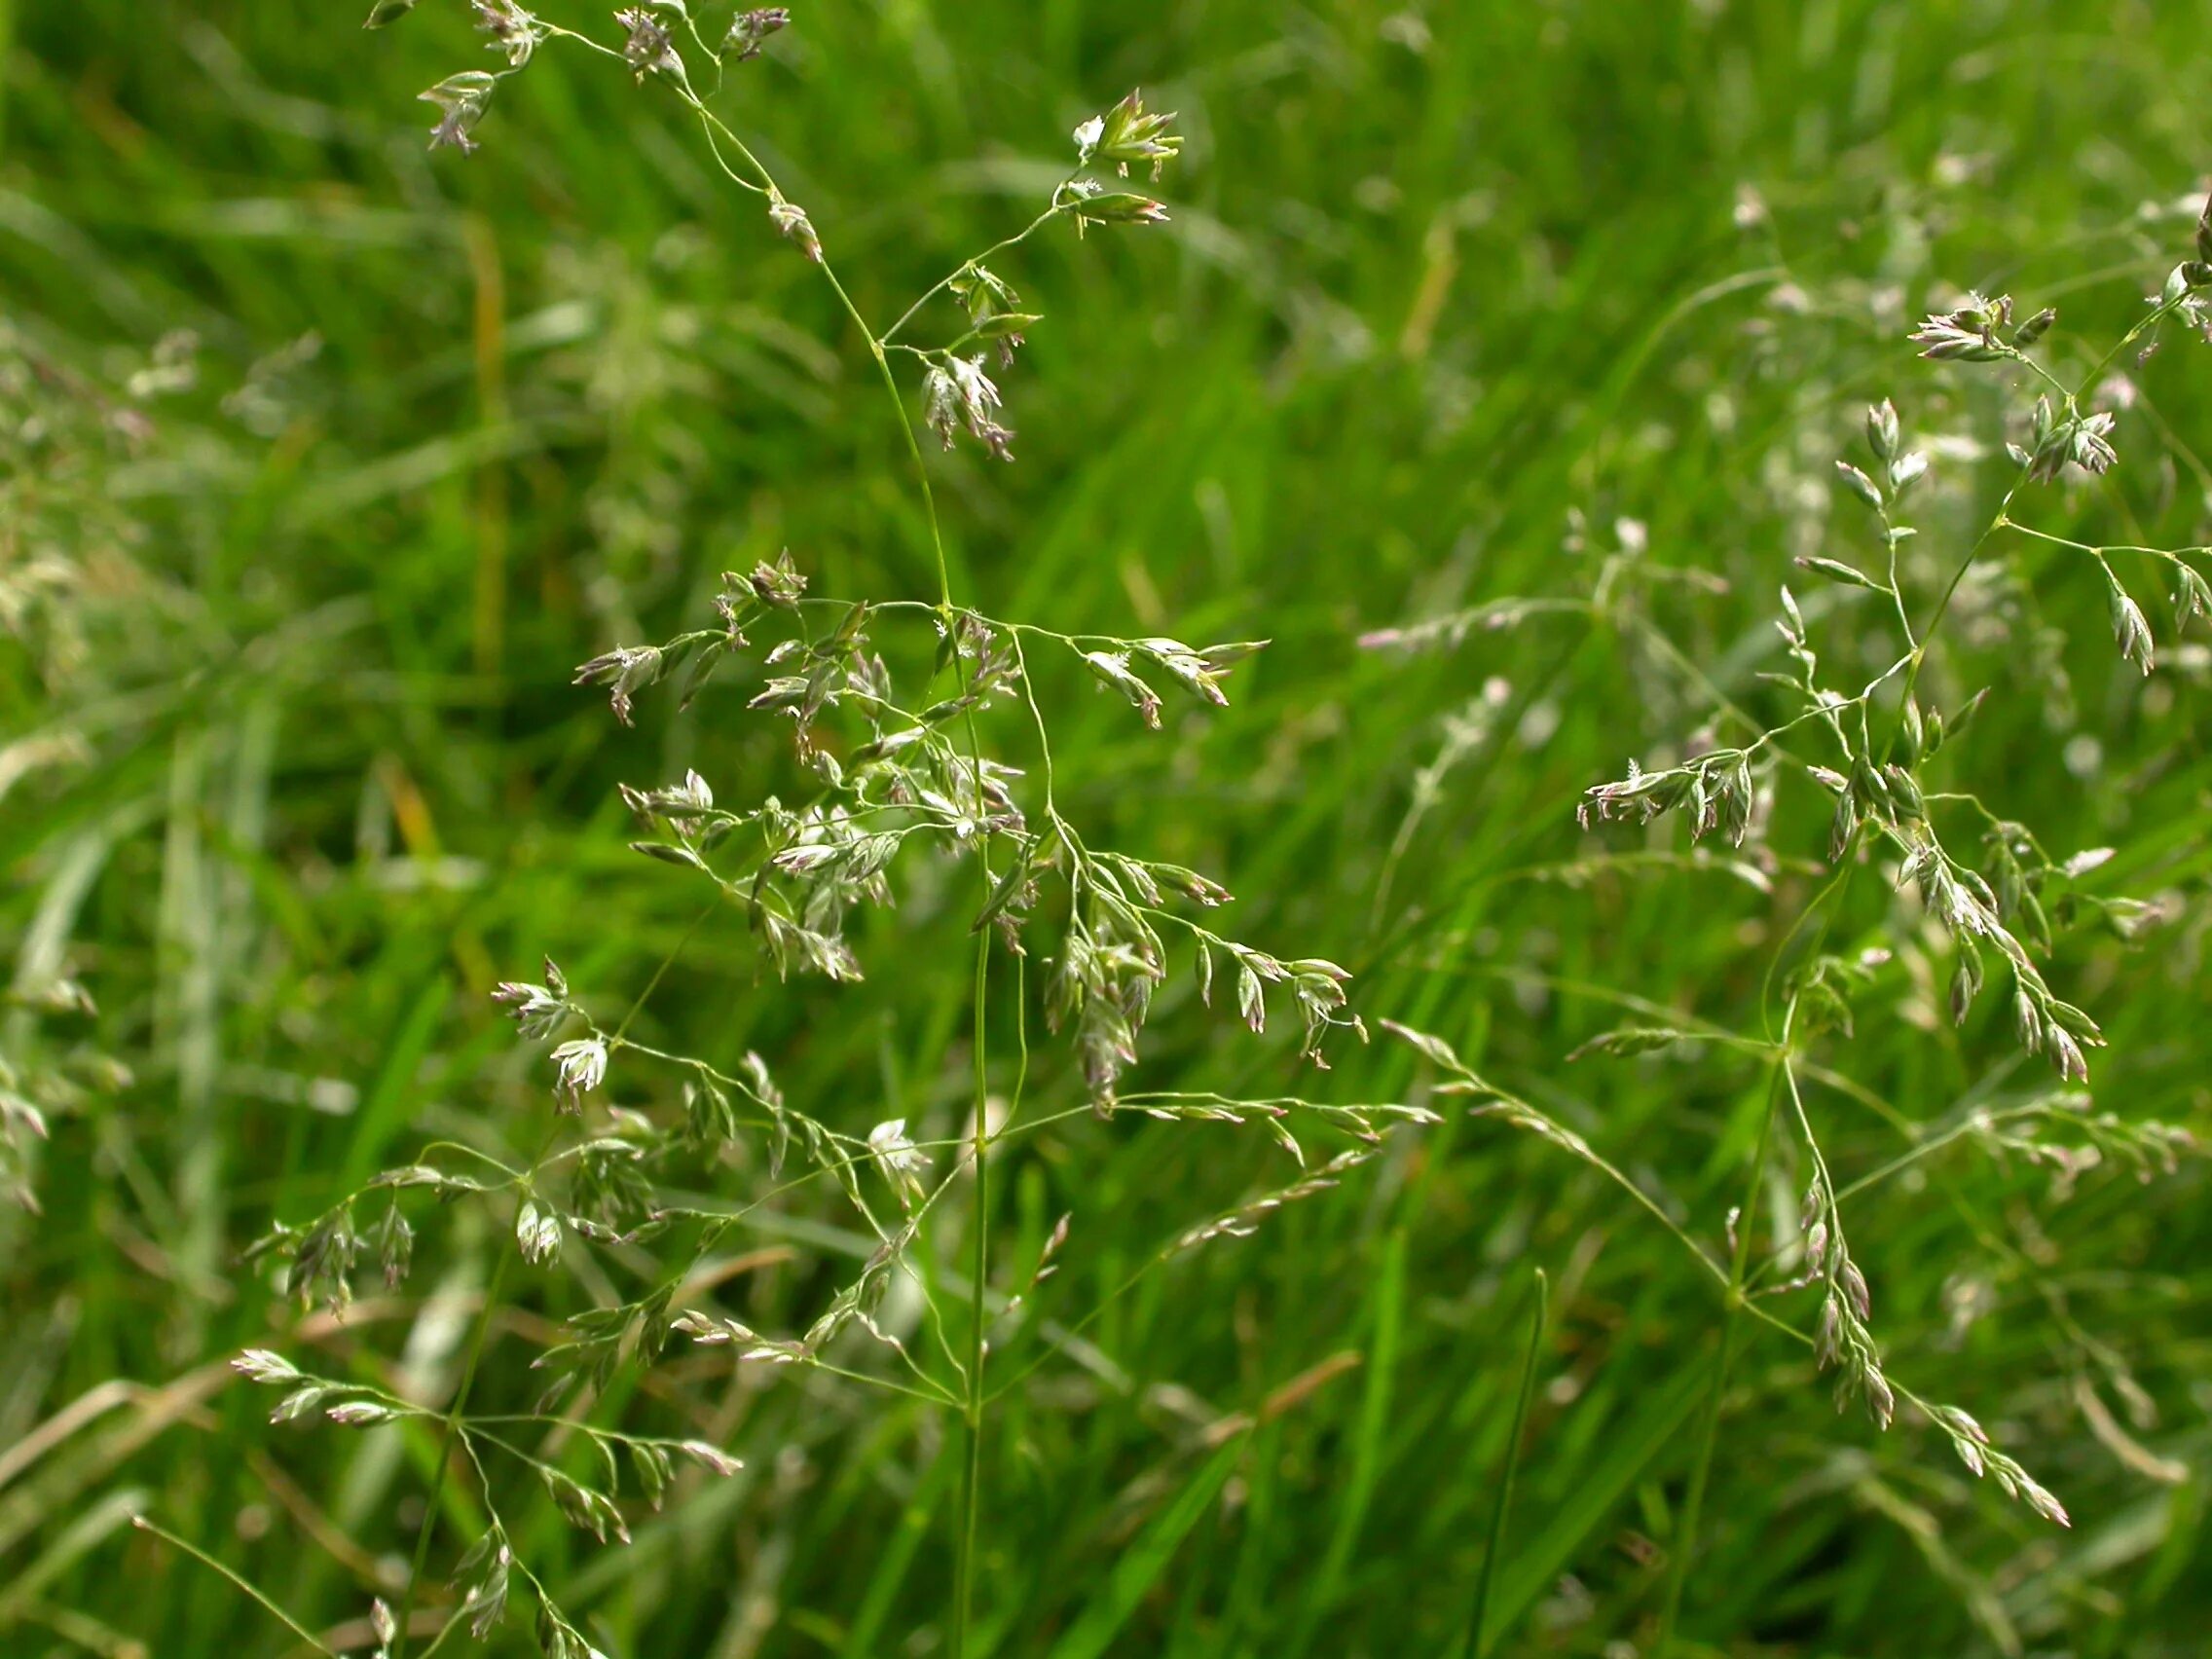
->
[6,1,2212,1656]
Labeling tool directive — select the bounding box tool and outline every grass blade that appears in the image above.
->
[1290,1224,1408,1650]
[131,1512,338,1658]
[1464,1267,1547,1659]
[1044,1432,1246,1659]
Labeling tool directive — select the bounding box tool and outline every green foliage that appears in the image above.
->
[6,3,2212,1658]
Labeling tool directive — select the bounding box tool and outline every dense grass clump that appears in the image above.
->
[6,4,2212,1657]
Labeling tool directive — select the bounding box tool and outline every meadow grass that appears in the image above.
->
[6,2,2212,1656]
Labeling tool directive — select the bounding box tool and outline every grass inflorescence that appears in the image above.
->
[7,3,2212,1656]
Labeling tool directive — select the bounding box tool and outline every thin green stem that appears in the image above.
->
[1830,1098,2049,1206]
[412,1607,471,1659]
[673,66,1001,1657]
[2006,517,2208,571]
[1655,1005,1792,1654]
[1464,1268,1547,1659]
[1876,505,1921,653]
[388,1246,510,1659]
[880,203,1070,345]
[952,925,992,1656]
[132,1514,339,1658]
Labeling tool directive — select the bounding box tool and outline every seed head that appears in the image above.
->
[2108,578,2154,675]
[1865,399,1899,461]
[1909,292,2013,361]
[866,1120,931,1207]
[419,72,498,154]
[768,193,823,262]
[233,1348,301,1384]
[725,8,790,59]
[614,8,679,77]
[2046,1024,2089,1083]
[572,644,665,724]
[472,0,543,64]
[1864,1369,1896,1430]
[550,1038,608,1110]
[924,354,1014,460]
[1840,1258,1872,1321]
[492,965,571,1039]
[1074,89,1183,179]
[1066,181,1171,237]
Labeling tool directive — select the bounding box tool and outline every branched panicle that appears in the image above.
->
[1605,228,2212,1523]
[1579,748,1758,846]
[724,8,787,59]
[222,13,1419,1657]
[1373,198,2212,1561]
[1568,339,2212,1095]
[219,12,2212,1649]
[576,594,1356,1100]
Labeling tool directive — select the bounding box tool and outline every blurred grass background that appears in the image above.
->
[5,0,2212,1654]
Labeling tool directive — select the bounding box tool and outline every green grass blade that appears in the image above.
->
[1044,1433,1247,1659]
[1465,1268,1547,1659]
[1489,1357,1710,1638]
[1290,1223,1407,1649]
[841,1430,957,1659]
[130,1513,338,1658]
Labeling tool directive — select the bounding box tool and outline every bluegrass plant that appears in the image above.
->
[9,4,2212,1657]
[1365,197,2212,1651]
[223,7,1420,1655]
[235,10,2211,1642]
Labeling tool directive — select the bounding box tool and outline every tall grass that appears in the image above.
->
[7,3,2212,1656]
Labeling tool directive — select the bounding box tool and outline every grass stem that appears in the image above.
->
[1464,1267,1548,1659]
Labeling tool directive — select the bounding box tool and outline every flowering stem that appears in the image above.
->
[1462,1267,1547,1659]
[389,1245,510,1659]
[133,1514,340,1658]
[664,70,1000,1653]
[1651,281,2197,1634]
[1654,999,1792,1654]
[880,203,1068,346]
[952,926,992,1657]
[389,894,712,1659]
[1661,478,2019,1645]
